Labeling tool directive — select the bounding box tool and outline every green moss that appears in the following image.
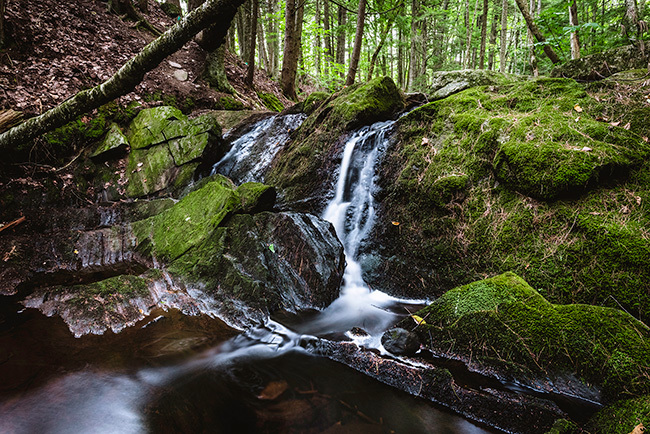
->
[217,96,245,111]
[132,175,240,261]
[302,91,331,115]
[268,76,404,204]
[160,2,182,18]
[585,396,650,434]
[544,419,578,434]
[257,92,284,112]
[415,272,650,400]
[235,182,276,213]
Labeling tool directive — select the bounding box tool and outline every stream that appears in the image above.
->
[0,114,495,433]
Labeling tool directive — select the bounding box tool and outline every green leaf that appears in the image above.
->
[268,243,275,253]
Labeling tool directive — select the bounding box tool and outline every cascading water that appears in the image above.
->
[211,113,306,184]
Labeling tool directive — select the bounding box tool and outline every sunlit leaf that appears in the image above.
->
[573,104,583,112]
[411,315,426,325]
[268,243,275,253]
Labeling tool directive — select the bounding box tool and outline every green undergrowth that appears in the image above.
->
[268,76,405,205]
[413,272,650,400]
[375,77,650,319]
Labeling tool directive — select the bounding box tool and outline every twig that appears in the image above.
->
[0,216,26,233]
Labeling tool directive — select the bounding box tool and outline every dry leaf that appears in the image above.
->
[643,136,649,142]
[627,423,645,434]
[581,147,592,152]
[257,380,288,400]
[421,137,429,146]
[610,121,621,126]
[391,221,400,226]
[574,104,583,112]
[624,122,631,130]
[575,116,580,122]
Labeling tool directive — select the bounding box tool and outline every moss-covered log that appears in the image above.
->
[0,0,244,151]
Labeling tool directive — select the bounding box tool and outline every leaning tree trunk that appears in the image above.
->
[0,0,244,151]
[345,0,367,85]
[514,0,560,63]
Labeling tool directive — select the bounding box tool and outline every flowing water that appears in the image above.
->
[0,115,493,433]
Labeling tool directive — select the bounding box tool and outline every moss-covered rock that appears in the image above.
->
[217,96,246,110]
[585,396,650,434]
[91,123,129,162]
[412,272,650,400]
[428,69,524,100]
[544,419,578,434]
[257,92,284,112]
[551,45,650,81]
[301,91,331,115]
[267,76,405,207]
[366,76,650,320]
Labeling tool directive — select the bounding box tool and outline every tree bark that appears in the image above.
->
[513,0,560,63]
[0,0,6,49]
[345,0,366,85]
[245,0,258,85]
[488,11,499,69]
[479,0,489,69]
[323,0,333,71]
[408,0,419,90]
[569,0,581,59]
[336,5,347,73]
[257,16,269,71]
[499,0,508,72]
[0,0,244,151]
[280,0,298,99]
[138,0,149,13]
[367,11,396,80]
[527,0,538,76]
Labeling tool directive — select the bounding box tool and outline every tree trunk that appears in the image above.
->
[499,0,508,72]
[408,0,419,90]
[479,0,489,69]
[109,0,162,35]
[367,12,396,80]
[0,0,6,49]
[622,0,640,42]
[336,5,347,72]
[488,11,499,69]
[345,0,366,85]
[569,0,581,59]
[280,0,298,99]
[513,0,560,63]
[138,0,149,13]
[315,0,322,75]
[0,0,244,151]
[266,0,279,77]
[245,0,258,86]
[323,0,333,71]
[397,27,404,88]
[527,0,538,76]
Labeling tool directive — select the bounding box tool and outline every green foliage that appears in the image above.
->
[415,272,650,400]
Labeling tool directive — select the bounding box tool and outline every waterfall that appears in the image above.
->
[212,113,306,184]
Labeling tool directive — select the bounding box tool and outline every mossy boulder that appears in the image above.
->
[411,272,650,400]
[95,106,222,199]
[132,175,273,262]
[551,45,650,81]
[428,69,524,100]
[257,92,284,112]
[585,396,650,434]
[267,76,405,207]
[365,76,650,319]
[91,123,129,162]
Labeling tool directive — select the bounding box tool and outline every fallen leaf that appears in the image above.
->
[624,122,631,130]
[411,315,426,325]
[421,137,429,145]
[268,243,275,253]
[574,104,583,112]
[257,380,288,400]
[610,121,621,126]
[575,116,580,122]
[628,423,645,434]
[391,221,400,226]
[581,147,592,152]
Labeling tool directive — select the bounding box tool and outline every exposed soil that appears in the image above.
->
[0,0,292,118]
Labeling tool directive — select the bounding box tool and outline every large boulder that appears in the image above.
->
[409,272,650,401]
[428,69,524,100]
[267,76,405,209]
[363,76,650,321]
[93,106,224,199]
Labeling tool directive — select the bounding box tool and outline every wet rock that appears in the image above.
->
[314,340,568,434]
[551,45,650,81]
[381,327,420,355]
[585,395,650,434]
[90,123,129,162]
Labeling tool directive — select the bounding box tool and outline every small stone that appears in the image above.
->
[168,61,182,69]
[381,327,420,356]
[174,69,189,82]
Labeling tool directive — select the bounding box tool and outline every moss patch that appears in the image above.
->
[257,92,284,112]
[413,272,650,400]
[217,96,246,111]
[586,396,650,434]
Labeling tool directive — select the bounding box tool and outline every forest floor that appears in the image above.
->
[0,0,292,119]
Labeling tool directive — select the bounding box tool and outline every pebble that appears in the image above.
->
[174,69,189,82]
